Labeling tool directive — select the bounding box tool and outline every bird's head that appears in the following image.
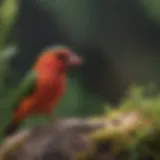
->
[36,45,83,72]
[54,46,82,67]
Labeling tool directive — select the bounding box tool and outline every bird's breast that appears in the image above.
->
[33,74,66,113]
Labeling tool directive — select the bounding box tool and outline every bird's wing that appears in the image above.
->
[11,70,38,112]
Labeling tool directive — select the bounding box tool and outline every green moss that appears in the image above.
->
[102,86,160,159]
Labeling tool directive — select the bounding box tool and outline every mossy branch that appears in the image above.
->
[0,87,160,160]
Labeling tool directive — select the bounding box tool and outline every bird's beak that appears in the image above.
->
[68,53,83,66]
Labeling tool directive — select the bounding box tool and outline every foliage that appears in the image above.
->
[0,0,18,129]
[140,0,160,24]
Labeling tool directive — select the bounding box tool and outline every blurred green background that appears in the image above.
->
[0,0,160,129]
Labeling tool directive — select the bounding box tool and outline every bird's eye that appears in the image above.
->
[56,53,67,61]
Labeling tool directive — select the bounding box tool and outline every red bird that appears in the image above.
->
[3,45,82,137]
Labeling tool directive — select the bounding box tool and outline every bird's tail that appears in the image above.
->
[3,120,21,137]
